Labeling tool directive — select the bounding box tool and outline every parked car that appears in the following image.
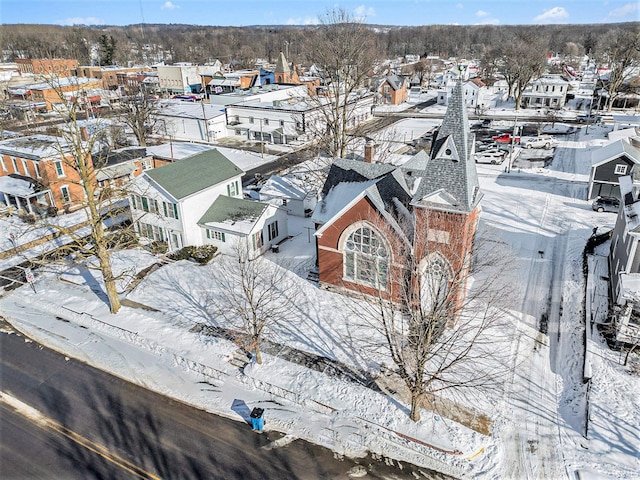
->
[474,149,507,164]
[480,118,492,128]
[492,133,521,144]
[592,196,620,213]
[523,136,557,149]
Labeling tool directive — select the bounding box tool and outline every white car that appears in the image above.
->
[523,136,557,149]
[474,149,507,164]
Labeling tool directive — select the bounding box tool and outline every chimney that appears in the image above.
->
[364,139,375,163]
[80,126,88,141]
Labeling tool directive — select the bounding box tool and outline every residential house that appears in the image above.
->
[378,75,408,105]
[587,136,640,200]
[198,195,288,258]
[130,149,244,251]
[437,78,487,108]
[95,147,152,191]
[0,134,92,214]
[520,74,569,109]
[607,175,640,344]
[258,175,317,217]
[312,79,482,319]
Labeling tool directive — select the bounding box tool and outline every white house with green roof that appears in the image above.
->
[130,149,245,251]
[198,195,288,258]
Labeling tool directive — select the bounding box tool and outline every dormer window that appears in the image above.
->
[445,149,452,155]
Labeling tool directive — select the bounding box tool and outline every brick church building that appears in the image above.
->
[312,79,482,319]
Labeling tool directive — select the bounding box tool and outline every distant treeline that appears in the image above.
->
[1,22,638,67]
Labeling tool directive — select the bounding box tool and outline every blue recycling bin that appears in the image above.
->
[250,407,264,432]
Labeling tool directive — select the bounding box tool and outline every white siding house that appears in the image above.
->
[130,149,244,251]
[198,195,288,259]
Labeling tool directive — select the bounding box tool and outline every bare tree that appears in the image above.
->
[303,7,378,158]
[346,215,513,422]
[118,85,160,147]
[26,77,139,314]
[211,241,299,364]
[499,32,547,109]
[596,29,640,112]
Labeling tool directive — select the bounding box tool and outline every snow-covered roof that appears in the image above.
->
[259,175,310,201]
[198,195,269,235]
[0,175,42,197]
[591,137,640,168]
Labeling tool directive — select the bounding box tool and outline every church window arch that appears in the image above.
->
[420,252,453,314]
[341,223,389,289]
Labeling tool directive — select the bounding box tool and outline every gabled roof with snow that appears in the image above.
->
[382,75,406,91]
[412,79,482,213]
[320,158,396,198]
[591,137,640,168]
[144,149,244,200]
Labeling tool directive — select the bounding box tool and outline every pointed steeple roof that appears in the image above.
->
[275,51,290,74]
[411,78,482,213]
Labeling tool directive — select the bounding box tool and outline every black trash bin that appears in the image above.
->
[250,407,264,432]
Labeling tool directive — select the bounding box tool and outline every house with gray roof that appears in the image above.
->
[587,136,640,200]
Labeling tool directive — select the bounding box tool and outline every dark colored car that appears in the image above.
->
[592,196,620,213]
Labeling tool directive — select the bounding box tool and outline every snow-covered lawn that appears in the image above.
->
[1,122,639,478]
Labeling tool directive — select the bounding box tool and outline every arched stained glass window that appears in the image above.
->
[343,225,389,288]
[421,254,452,313]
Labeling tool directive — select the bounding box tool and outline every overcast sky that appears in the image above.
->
[1,0,638,27]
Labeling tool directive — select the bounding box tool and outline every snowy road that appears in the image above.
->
[479,132,590,479]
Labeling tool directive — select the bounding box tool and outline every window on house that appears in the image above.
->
[11,157,18,172]
[252,231,263,250]
[282,199,288,206]
[234,115,240,123]
[141,196,149,212]
[130,195,137,209]
[0,157,6,172]
[343,225,388,288]
[268,221,278,241]
[615,164,628,175]
[206,229,226,242]
[55,160,65,177]
[34,162,41,178]
[20,159,29,176]
[264,118,269,125]
[249,117,254,124]
[227,180,239,197]
[60,185,71,203]
[280,120,285,127]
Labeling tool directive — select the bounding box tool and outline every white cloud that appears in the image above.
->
[476,10,489,17]
[608,2,639,17]
[456,3,463,9]
[63,17,103,25]
[354,4,376,20]
[161,1,179,10]
[534,6,569,22]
